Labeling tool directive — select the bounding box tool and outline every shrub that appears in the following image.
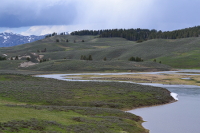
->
[0,56,6,61]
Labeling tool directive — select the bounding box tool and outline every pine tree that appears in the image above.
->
[88,55,93,60]
[129,56,135,61]
[83,55,86,60]
[27,57,30,61]
[15,56,19,60]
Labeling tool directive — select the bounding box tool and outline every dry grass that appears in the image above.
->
[63,73,200,86]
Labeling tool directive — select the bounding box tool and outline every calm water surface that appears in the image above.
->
[128,84,200,133]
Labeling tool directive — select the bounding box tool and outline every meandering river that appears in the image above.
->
[35,70,200,133]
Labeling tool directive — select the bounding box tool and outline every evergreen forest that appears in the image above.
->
[70,26,200,41]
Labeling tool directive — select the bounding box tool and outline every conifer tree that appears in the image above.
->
[15,56,19,60]
[88,55,92,60]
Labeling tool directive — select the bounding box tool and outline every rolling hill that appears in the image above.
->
[1,34,200,72]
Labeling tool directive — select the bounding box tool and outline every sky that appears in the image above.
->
[0,0,200,35]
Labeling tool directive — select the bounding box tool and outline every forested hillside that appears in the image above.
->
[70,26,200,41]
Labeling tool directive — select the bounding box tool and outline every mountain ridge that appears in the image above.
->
[0,32,45,47]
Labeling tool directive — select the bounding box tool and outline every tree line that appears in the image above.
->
[45,32,67,38]
[129,56,143,62]
[71,30,101,36]
[70,26,200,41]
[80,55,93,60]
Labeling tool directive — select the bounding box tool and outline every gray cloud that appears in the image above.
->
[0,0,77,27]
[71,0,200,31]
[147,0,200,30]
[1,0,200,34]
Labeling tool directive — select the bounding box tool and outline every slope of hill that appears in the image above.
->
[1,35,200,71]
[0,32,45,47]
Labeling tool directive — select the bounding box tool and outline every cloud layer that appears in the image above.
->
[0,0,76,27]
[1,0,200,35]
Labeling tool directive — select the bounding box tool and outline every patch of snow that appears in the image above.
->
[170,93,178,100]
[28,37,32,42]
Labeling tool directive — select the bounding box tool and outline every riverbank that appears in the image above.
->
[123,95,177,112]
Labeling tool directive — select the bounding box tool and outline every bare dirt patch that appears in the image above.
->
[19,61,38,68]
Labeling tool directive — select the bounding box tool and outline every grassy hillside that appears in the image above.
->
[1,35,200,70]
[131,37,200,68]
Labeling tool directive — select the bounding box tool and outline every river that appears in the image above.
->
[128,83,200,133]
[35,70,200,133]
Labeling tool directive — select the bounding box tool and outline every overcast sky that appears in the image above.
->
[0,0,200,35]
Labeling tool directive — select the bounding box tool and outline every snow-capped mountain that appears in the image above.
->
[0,32,45,47]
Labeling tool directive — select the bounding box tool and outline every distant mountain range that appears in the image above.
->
[0,32,45,47]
